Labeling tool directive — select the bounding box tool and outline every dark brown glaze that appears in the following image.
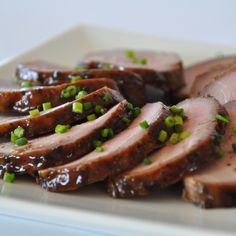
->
[0,78,118,113]
[107,97,227,198]
[16,61,146,107]
[177,55,236,100]
[183,101,236,208]
[0,87,123,139]
[200,65,236,105]
[79,49,185,92]
[38,102,173,192]
[0,101,134,176]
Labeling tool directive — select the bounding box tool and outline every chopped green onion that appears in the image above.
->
[122,115,130,124]
[215,114,230,123]
[133,107,141,117]
[42,102,52,111]
[87,114,97,121]
[125,50,135,59]
[3,172,15,183]
[158,130,168,142]
[169,133,179,145]
[21,81,33,88]
[96,146,104,152]
[143,157,152,165]
[94,105,105,114]
[72,102,83,114]
[13,126,24,138]
[170,105,183,114]
[93,140,103,148]
[218,148,225,158]
[15,137,28,146]
[164,116,175,128]
[55,124,71,134]
[139,120,149,129]
[71,76,83,83]
[101,128,113,138]
[61,85,77,98]
[29,109,40,116]
[232,126,236,134]
[179,131,190,141]
[140,58,147,65]
[11,132,19,143]
[83,102,92,110]
[232,143,236,153]
[133,58,139,64]
[75,90,88,99]
[174,115,183,126]
[127,103,134,110]
[103,93,111,102]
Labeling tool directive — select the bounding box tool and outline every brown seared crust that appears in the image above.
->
[0,87,123,139]
[0,101,133,176]
[0,78,118,114]
[107,100,228,198]
[37,104,173,192]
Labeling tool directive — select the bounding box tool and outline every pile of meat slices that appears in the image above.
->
[1,49,236,209]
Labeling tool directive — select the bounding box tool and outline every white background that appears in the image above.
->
[0,0,236,235]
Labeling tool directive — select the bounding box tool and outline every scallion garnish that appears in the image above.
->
[83,102,92,110]
[140,58,147,65]
[133,58,139,64]
[164,116,175,128]
[93,140,103,148]
[133,107,141,117]
[42,102,52,111]
[174,115,183,126]
[158,130,168,142]
[75,90,88,99]
[103,93,111,102]
[61,85,77,99]
[72,102,83,114]
[11,126,27,146]
[125,50,135,58]
[169,133,179,145]
[13,126,24,139]
[170,105,183,114]
[127,103,134,110]
[87,114,97,121]
[15,137,28,146]
[143,157,152,165]
[101,128,110,138]
[122,115,130,124]
[21,81,33,88]
[232,143,236,153]
[55,124,71,134]
[139,120,149,129]
[218,148,225,158]
[179,131,190,141]
[215,114,230,124]
[94,105,105,114]
[96,146,104,152]
[71,76,83,83]
[3,172,15,183]
[29,109,40,117]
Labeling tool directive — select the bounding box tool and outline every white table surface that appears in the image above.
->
[1,0,236,235]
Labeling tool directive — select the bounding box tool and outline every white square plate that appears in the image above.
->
[0,25,236,236]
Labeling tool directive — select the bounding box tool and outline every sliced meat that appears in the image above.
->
[79,49,184,92]
[0,100,134,176]
[16,61,145,106]
[0,78,118,113]
[108,97,227,198]
[38,102,173,192]
[0,87,123,139]
[190,63,233,97]
[177,55,236,99]
[183,101,236,208]
[200,66,236,104]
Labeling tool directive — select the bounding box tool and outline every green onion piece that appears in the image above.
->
[21,81,33,88]
[140,58,147,65]
[3,172,15,183]
[174,115,183,126]
[143,157,152,165]
[15,137,28,146]
[232,143,236,153]
[71,76,83,83]
[83,102,92,110]
[133,107,141,117]
[75,90,88,99]
[125,50,135,59]
[215,114,230,123]
[42,102,52,111]
[218,148,225,158]
[61,85,77,99]
[93,140,103,148]
[133,58,139,64]
[103,93,111,102]
[55,124,71,134]
[29,109,40,116]
[94,105,105,114]
[101,128,110,138]
[87,114,97,121]
[13,126,24,138]
[127,102,134,110]
[72,102,83,114]
[232,126,236,134]
[179,131,190,141]
[139,120,149,129]
[11,132,18,143]
[170,105,184,114]
[169,133,179,145]
[158,130,168,142]
[164,116,175,128]
[122,115,130,124]
[96,146,104,152]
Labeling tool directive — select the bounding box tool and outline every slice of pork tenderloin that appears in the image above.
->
[16,62,146,107]
[38,102,173,192]
[183,101,236,208]
[190,63,234,97]
[0,87,123,139]
[200,66,236,105]
[107,97,227,198]
[177,55,236,100]
[0,100,134,176]
[0,78,118,114]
